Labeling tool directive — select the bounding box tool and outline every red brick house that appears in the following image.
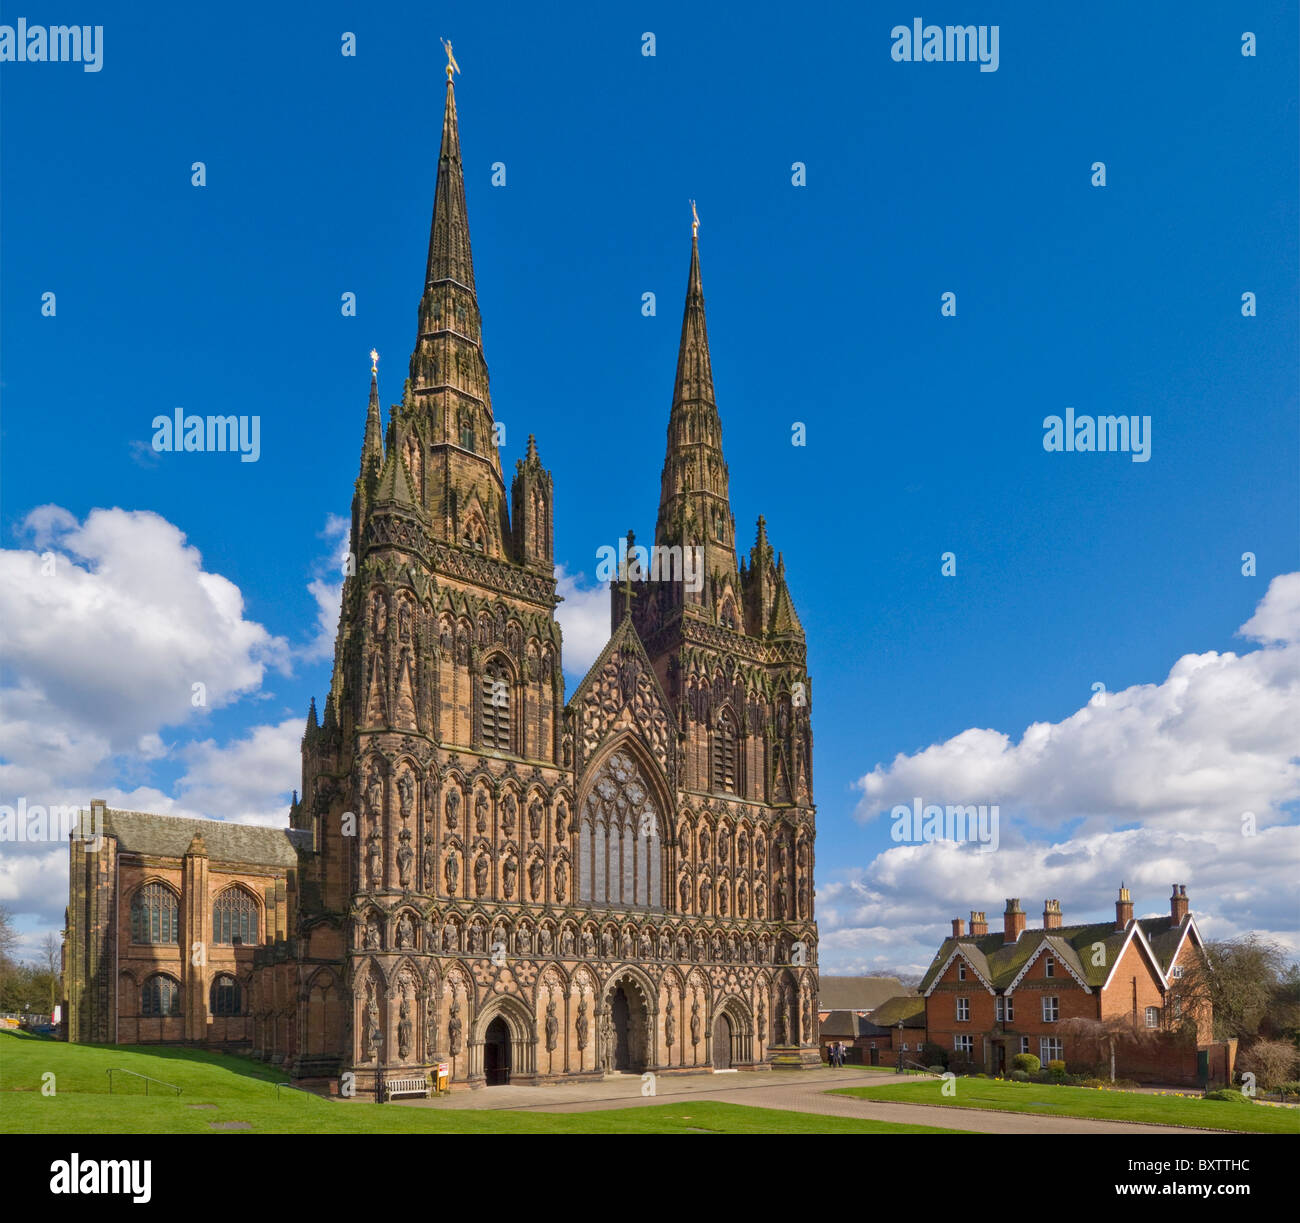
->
[919,886,1230,1086]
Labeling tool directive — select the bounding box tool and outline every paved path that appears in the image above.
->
[395,1068,1221,1134]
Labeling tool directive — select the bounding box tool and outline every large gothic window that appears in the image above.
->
[130,883,179,945]
[482,660,511,752]
[141,974,181,1017]
[210,974,242,1017]
[712,708,738,794]
[213,887,258,946]
[579,750,664,909]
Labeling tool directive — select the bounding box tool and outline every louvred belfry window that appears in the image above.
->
[712,709,737,794]
[482,660,511,751]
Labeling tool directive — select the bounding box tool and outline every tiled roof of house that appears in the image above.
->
[816,976,908,1011]
[919,916,1192,994]
[101,808,308,868]
[818,1010,868,1038]
[864,995,927,1030]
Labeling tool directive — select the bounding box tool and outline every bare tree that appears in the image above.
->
[1177,934,1288,1042]
[1237,1039,1300,1092]
[1058,1015,1160,1082]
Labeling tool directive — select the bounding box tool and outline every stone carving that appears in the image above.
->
[445,789,460,831]
[528,799,542,841]
[397,771,415,820]
[396,912,415,949]
[690,1000,701,1047]
[664,997,675,1047]
[397,829,414,889]
[445,849,459,895]
[364,762,384,820]
[582,928,595,957]
[448,1000,462,1056]
[363,912,381,950]
[502,793,516,835]
[555,802,567,841]
[366,832,382,888]
[474,854,489,897]
[528,856,544,902]
[422,834,435,886]
[561,926,575,957]
[576,998,589,1050]
[365,979,380,1059]
[538,925,552,955]
[502,856,517,900]
[601,1006,616,1070]
[398,996,412,1059]
[545,1000,559,1052]
[475,792,488,834]
[554,859,567,903]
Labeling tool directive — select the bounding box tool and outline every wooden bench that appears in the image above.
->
[385,1076,431,1101]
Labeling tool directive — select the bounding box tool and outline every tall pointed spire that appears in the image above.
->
[358,352,384,483]
[655,212,738,612]
[423,72,476,295]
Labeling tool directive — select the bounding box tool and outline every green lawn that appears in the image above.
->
[834,1077,1300,1134]
[0,1032,963,1135]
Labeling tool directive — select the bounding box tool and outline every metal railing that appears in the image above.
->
[106,1068,181,1096]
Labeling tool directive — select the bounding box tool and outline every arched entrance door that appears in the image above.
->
[484,1016,511,1085]
[605,977,650,1072]
[713,1013,733,1069]
[611,985,632,1071]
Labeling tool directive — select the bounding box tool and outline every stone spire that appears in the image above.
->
[405,65,508,549]
[358,363,384,484]
[655,223,740,614]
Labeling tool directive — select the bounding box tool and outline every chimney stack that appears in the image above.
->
[1043,899,1062,929]
[1002,898,1025,944]
[1170,884,1188,923]
[1116,884,1133,930]
[951,917,966,938]
[969,910,988,937]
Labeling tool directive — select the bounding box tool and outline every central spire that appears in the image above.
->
[655,218,738,608]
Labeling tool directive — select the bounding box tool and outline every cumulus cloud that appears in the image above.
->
[298,513,348,663]
[555,564,611,679]
[176,718,302,825]
[820,574,1300,975]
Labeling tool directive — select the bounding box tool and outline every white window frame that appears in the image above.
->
[1039,1037,1063,1063]
[1042,995,1059,1023]
[957,961,966,981]
[1170,964,1184,980]
[1019,1036,1030,1054]
[956,996,970,1022]
[996,996,1015,1022]
[1145,1006,1160,1028]
[954,1034,974,1055]
[1044,955,1055,978]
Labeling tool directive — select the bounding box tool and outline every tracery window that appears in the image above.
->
[141,974,181,1017]
[130,883,179,945]
[210,974,242,1017]
[213,887,258,946]
[579,750,664,909]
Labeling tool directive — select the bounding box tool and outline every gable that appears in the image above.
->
[567,616,676,789]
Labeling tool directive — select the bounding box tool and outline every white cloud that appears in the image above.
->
[176,718,302,825]
[298,514,348,663]
[821,574,1300,975]
[555,564,610,679]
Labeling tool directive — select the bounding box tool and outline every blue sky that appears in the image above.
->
[2,2,1297,971]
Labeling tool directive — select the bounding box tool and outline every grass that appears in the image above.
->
[834,1076,1300,1134]
[0,1032,965,1135]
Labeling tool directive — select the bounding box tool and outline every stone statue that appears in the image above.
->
[366,831,382,887]
[502,794,516,835]
[443,848,461,896]
[397,771,415,820]
[529,857,544,902]
[621,929,634,959]
[365,979,380,1059]
[538,925,553,955]
[528,800,542,841]
[396,832,414,889]
[718,828,729,861]
[396,912,414,949]
[601,1007,616,1070]
[545,1000,559,1052]
[554,859,567,903]
[555,802,567,841]
[576,998,589,1050]
[582,928,595,957]
[798,878,809,919]
[475,792,488,834]
[470,923,485,953]
[690,1001,701,1047]
[448,999,462,1057]
[422,835,435,886]
[502,857,517,900]
[664,997,675,1047]
[515,925,529,955]
[757,994,766,1041]
[445,789,460,831]
[601,929,614,957]
[363,913,381,950]
[699,876,712,910]
[474,855,489,897]
[561,926,575,956]
[425,993,437,1060]
[679,875,690,911]
[364,763,383,820]
[398,997,412,1059]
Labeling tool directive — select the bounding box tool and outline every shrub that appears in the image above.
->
[1047,1059,1067,1076]
[921,1042,948,1069]
[1237,1040,1300,1091]
[1203,1088,1253,1104]
[1010,1069,1029,1082]
[1011,1053,1040,1075]
[1276,1081,1300,1099]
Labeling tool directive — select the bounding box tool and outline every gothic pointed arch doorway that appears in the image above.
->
[602,973,652,1073]
[712,1012,733,1069]
[484,1016,511,1085]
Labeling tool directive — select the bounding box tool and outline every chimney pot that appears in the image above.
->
[951,918,965,938]
[969,910,988,937]
[1002,898,1026,943]
[1116,884,1133,930]
[1170,883,1189,923]
[1043,898,1062,929]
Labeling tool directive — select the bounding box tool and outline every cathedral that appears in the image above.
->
[65,64,819,1096]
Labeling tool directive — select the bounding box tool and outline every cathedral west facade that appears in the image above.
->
[65,66,819,1096]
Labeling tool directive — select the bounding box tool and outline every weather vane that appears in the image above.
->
[690,199,700,239]
[370,348,379,374]
[441,38,460,80]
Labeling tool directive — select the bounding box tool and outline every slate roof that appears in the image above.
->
[919,916,1193,995]
[865,995,927,1030]
[818,1010,868,1038]
[816,976,909,1011]
[100,808,307,867]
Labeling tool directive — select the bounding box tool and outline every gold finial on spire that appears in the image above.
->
[370,348,379,374]
[441,37,460,80]
[690,199,700,239]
